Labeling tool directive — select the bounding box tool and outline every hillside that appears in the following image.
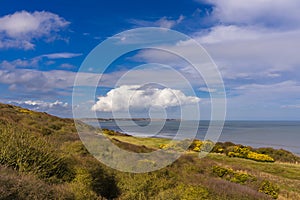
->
[0,103,300,199]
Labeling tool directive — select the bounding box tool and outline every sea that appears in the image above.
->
[84,120,300,155]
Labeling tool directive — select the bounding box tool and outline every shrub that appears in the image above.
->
[212,166,256,184]
[212,144,224,153]
[188,139,215,153]
[227,146,274,162]
[259,180,279,199]
[69,168,99,200]
[189,139,203,152]
[247,151,274,162]
[255,147,300,163]
[158,139,192,152]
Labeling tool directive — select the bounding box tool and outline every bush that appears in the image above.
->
[227,146,274,162]
[255,147,300,163]
[189,139,203,152]
[259,180,279,199]
[159,139,192,152]
[247,151,274,162]
[212,166,256,184]
[188,139,215,153]
[69,168,99,200]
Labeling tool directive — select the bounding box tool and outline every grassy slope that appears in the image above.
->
[0,103,299,199]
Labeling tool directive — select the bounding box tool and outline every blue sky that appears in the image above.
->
[1,0,300,120]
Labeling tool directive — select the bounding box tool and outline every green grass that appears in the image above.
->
[0,103,300,199]
[108,135,171,149]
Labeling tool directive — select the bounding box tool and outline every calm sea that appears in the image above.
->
[85,120,300,155]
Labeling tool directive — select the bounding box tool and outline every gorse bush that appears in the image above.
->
[227,146,274,162]
[212,166,256,184]
[255,147,300,163]
[159,139,215,153]
[247,151,275,162]
[0,125,75,182]
[259,180,279,199]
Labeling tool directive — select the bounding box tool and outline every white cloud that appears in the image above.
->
[200,28,300,79]
[0,66,101,93]
[130,15,184,29]
[9,100,72,117]
[42,53,82,59]
[205,0,300,29]
[225,81,300,119]
[132,25,300,81]
[59,63,76,69]
[0,53,82,70]
[0,58,39,69]
[0,10,69,49]
[199,87,216,93]
[92,85,200,112]
[197,25,271,44]
[281,104,300,109]
[11,100,68,109]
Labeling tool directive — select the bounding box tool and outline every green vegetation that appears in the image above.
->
[212,165,257,184]
[0,103,299,199]
[259,180,279,199]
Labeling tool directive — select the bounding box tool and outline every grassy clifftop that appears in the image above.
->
[0,103,299,199]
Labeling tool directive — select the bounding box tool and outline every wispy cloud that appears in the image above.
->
[0,10,70,50]
[41,52,82,59]
[281,104,300,109]
[11,100,68,109]
[9,99,72,117]
[0,53,82,70]
[130,15,184,29]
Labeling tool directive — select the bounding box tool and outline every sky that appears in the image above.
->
[0,0,300,120]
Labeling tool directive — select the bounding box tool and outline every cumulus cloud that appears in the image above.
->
[130,15,184,29]
[92,85,200,112]
[0,10,69,49]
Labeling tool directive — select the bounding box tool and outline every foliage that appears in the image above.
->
[212,166,256,184]
[259,180,279,199]
[69,168,99,200]
[255,147,300,163]
[227,146,275,162]
[102,128,129,136]
[0,125,75,182]
[0,165,73,200]
[247,151,275,162]
[158,139,192,152]
[156,184,210,200]
[0,103,300,199]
